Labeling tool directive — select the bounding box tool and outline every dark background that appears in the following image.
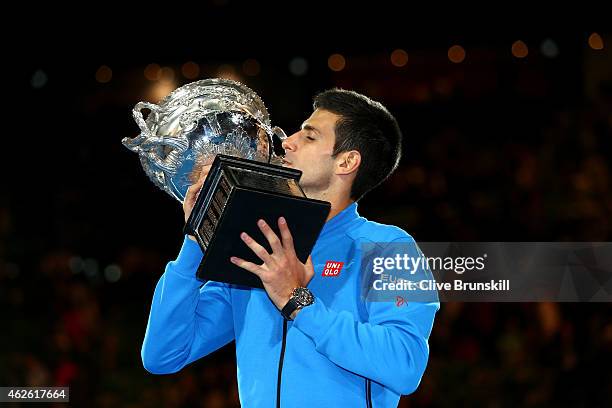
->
[1,16,611,408]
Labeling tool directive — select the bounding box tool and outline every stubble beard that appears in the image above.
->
[299,171,333,200]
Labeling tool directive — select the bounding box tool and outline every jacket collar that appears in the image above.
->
[319,202,360,239]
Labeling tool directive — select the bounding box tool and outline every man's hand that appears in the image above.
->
[183,165,212,241]
[230,217,314,314]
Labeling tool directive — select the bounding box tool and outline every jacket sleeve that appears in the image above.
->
[141,236,235,374]
[292,237,439,395]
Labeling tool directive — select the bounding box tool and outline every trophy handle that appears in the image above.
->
[133,102,160,134]
[123,102,189,173]
[122,102,162,152]
[270,126,287,160]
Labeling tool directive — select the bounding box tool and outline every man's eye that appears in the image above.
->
[306,136,315,141]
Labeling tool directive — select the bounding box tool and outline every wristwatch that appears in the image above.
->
[281,287,315,320]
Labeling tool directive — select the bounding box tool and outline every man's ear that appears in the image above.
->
[336,150,361,175]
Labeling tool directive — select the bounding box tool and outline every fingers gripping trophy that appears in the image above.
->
[122,79,330,288]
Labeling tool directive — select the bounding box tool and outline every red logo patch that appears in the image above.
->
[322,261,344,277]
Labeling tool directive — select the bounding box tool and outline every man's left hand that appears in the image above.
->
[230,217,314,315]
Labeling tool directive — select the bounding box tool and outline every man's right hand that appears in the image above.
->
[184,165,212,241]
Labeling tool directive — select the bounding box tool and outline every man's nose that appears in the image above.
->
[282,132,298,152]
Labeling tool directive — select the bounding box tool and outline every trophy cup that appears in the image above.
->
[122,78,331,288]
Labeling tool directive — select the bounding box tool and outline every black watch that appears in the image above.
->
[281,287,315,320]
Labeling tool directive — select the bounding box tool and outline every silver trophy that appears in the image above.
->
[122,78,287,203]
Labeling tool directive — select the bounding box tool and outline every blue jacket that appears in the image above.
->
[142,202,439,407]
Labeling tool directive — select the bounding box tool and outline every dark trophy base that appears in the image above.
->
[184,155,331,288]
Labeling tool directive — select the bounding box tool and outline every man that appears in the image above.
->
[141,89,439,407]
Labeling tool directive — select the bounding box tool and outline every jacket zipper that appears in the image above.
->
[365,378,372,408]
[276,319,288,408]
[276,319,372,407]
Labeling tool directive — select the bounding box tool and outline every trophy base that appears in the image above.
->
[186,155,331,289]
[196,187,330,288]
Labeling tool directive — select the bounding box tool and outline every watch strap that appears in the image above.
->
[281,297,300,320]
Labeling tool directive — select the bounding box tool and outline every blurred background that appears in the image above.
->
[1,14,611,408]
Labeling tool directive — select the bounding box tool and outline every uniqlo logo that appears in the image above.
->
[322,261,344,277]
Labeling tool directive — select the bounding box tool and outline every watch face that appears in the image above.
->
[293,287,314,307]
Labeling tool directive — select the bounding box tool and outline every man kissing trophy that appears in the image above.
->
[122,78,330,288]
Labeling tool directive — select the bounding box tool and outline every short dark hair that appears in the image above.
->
[313,89,402,201]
